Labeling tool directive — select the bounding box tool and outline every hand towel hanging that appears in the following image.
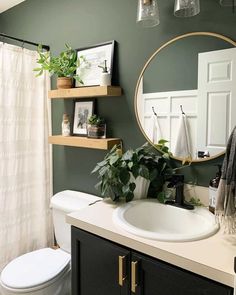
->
[149,112,162,144]
[174,113,192,159]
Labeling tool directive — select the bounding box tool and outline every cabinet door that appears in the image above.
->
[131,252,233,295]
[71,226,130,295]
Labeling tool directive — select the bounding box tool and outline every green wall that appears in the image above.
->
[0,0,235,193]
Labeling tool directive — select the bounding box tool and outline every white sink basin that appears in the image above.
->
[113,199,219,242]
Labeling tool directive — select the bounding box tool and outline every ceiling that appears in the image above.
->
[0,0,25,13]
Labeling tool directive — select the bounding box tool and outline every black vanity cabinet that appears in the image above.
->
[132,252,232,295]
[71,226,130,295]
[71,226,233,295]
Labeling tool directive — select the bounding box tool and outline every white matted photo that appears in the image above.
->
[75,40,115,87]
[72,99,95,136]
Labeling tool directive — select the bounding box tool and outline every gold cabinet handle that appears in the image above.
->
[131,261,138,293]
[118,255,127,286]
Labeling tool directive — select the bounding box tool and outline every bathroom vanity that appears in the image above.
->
[67,200,235,295]
[71,226,232,295]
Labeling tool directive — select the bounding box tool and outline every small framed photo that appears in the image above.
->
[75,40,115,87]
[72,99,95,136]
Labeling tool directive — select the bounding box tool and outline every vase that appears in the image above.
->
[100,72,111,86]
[133,176,150,200]
[57,77,73,89]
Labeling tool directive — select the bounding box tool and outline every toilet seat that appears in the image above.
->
[0,248,70,291]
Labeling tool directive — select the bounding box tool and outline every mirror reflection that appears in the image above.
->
[135,33,236,162]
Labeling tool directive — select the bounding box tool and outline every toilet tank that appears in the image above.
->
[50,190,101,253]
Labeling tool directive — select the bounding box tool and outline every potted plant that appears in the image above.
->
[34,44,85,89]
[87,115,106,139]
[92,143,173,202]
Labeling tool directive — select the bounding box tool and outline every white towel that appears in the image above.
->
[174,114,192,159]
[149,114,163,144]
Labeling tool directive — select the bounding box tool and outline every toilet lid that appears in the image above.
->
[1,248,70,289]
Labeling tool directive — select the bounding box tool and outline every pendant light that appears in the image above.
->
[174,0,200,17]
[136,0,160,28]
[219,0,236,6]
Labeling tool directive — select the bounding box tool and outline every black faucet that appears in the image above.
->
[165,174,194,210]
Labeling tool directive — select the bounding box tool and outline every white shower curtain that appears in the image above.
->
[0,42,54,270]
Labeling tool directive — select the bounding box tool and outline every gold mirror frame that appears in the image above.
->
[134,32,236,163]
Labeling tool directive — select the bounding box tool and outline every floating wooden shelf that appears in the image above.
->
[48,86,122,99]
[49,135,121,150]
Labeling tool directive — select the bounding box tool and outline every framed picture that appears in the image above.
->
[72,99,95,136]
[75,40,115,87]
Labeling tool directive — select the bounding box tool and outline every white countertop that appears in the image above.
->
[66,199,236,288]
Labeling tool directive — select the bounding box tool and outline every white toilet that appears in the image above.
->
[0,190,101,295]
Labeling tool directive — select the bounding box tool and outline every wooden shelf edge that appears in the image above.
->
[48,86,122,99]
[48,135,121,150]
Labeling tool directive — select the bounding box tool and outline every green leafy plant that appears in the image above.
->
[34,44,85,84]
[155,139,172,156]
[155,138,193,167]
[88,115,105,127]
[188,197,203,207]
[92,143,173,202]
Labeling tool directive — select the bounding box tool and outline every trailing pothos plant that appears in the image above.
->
[92,143,173,202]
[34,44,86,84]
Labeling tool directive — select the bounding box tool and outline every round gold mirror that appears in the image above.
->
[135,32,236,162]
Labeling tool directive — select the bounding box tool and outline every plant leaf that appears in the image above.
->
[109,155,120,165]
[129,182,136,192]
[131,165,139,178]
[125,192,134,202]
[119,168,130,185]
[158,139,169,145]
[157,191,166,203]
[138,165,149,179]
[123,150,133,161]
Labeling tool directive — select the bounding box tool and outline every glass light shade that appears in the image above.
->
[174,0,200,17]
[136,0,160,28]
[219,0,236,6]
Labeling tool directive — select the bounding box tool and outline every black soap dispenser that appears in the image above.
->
[209,164,222,214]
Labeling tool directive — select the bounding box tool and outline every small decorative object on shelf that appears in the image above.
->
[62,113,70,136]
[72,99,95,136]
[34,44,86,89]
[87,115,106,139]
[98,60,111,86]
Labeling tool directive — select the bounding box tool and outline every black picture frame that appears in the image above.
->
[72,99,95,136]
[75,40,115,87]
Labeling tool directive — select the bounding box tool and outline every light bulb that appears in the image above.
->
[174,0,200,17]
[137,0,160,28]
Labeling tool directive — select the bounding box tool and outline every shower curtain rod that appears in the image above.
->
[0,33,50,51]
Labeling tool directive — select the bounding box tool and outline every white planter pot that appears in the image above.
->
[100,73,111,86]
[133,176,150,200]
